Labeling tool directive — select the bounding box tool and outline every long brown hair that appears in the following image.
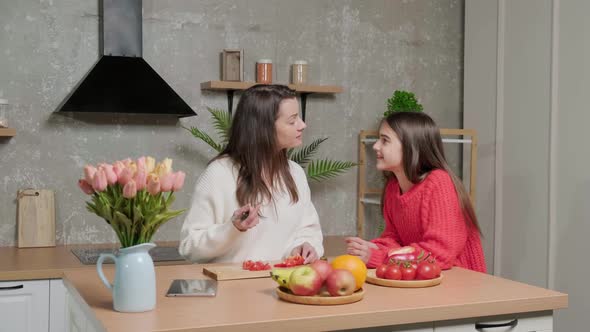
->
[214,84,299,207]
[382,112,481,234]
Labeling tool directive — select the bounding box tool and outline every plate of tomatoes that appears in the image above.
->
[366,256,443,288]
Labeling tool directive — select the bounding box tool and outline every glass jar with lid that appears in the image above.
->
[291,60,308,85]
[256,59,273,84]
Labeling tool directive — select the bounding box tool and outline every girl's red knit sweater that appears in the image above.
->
[368,169,487,273]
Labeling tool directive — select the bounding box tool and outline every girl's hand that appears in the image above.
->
[231,204,261,232]
[291,242,318,264]
[345,237,378,263]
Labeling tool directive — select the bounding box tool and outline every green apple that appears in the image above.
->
[288,266,323,296]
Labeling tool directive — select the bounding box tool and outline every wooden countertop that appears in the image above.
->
[0,237,347,281]
[63,265,567,332]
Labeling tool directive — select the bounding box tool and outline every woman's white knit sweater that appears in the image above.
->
[179,157,324,263]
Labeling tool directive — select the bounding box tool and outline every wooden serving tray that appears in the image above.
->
[366,269,443,288]
[202,264,272,281]
[276,287,364,305]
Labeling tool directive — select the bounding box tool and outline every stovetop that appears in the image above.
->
[71,246,185,265]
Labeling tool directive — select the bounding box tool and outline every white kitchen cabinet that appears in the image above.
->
[434,310,552,332]
[0,279,50,332]
[65,284,102,332]
[49,279,68,332]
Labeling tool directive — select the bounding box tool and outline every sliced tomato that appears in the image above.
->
[284,255,305,267]
[273,263,288,268]
[242,260,254,270]
[243,260,271,271]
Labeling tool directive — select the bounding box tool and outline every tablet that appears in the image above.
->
[166,279,217,297]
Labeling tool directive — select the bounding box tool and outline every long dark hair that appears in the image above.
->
[382,112,481,234]
[214,84,299,207]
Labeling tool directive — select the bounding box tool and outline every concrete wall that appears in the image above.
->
[0,0,464,246]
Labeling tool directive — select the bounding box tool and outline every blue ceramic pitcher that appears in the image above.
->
[97,242,156,312]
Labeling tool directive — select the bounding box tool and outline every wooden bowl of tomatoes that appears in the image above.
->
[365,255,443,288]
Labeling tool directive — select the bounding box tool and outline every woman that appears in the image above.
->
[179,85,324,264]
[346,112,486,272]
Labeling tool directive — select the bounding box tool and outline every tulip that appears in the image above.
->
[134,167,147,191]
[112,161,125,177]
[123,180,137,199]
[118,168,133,186]
[154,158,173,177]
[160,172,175,192]
[147,174,161,195]
[137,156,146,170]
[172,171,186,191]
[78,179,94,195]
[83,165,97,184]
[99,163,117,185]
[145,156,156,173]
[92,169,108,192]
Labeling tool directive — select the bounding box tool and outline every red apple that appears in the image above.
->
[325,269,356,296]
[288,266,323,296]
[310,260,333,281]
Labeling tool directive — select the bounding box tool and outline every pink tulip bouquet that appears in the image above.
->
[77,156,186,248]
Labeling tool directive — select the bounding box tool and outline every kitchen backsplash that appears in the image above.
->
[0,0,464,245]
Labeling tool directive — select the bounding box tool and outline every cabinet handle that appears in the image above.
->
[475,318,518,329]
[0,284,24,291]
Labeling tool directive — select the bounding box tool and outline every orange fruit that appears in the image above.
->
[330,255,367,290]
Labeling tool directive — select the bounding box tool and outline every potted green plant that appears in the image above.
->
[184,108,356,181]
[384,90,423,117]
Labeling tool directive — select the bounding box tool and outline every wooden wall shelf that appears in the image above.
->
[200,81,343,120]
[0,128,16,137]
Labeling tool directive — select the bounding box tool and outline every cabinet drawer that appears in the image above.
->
[0,280,50,332]
[434,310,552,332]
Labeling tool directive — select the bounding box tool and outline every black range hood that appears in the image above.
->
[58,0,196,117]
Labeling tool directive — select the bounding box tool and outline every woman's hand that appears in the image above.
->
[345,237,378,263]
[231,204,261,232]
[291,242,318,264]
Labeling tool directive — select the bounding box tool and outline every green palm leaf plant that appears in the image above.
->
[184,107,356,181]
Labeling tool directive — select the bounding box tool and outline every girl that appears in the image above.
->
[179,85,323,264]
[346,112,486,272]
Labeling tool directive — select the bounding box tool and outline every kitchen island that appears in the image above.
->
[62,264,566,332]
[0,240,568,332]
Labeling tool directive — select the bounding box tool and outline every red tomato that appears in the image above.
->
[375,264,389,279]
[243,260,271,271]
[242,260,254,270]
[401,264,417,280]
[429,260,442,277]
[384,264,402,280]
[275,255,305,268]
[416,261,438,280]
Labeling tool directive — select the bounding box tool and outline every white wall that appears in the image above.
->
[464,0,589,330]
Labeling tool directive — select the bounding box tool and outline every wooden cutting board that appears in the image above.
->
[202,264,272,281]
[17,189,56,248]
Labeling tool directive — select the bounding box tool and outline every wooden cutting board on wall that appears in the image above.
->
[17,189,56,248]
